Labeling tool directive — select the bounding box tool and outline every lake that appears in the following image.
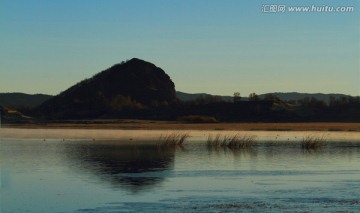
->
[1,133,360,212]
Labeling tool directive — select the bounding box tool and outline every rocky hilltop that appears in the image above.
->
[37,58,176,118]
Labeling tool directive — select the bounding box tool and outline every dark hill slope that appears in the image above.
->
[37,58,176,118]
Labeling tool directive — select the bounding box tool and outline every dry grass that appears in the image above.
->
[207,134,257,149]
[158,132,190,147]
[301,135,326,149]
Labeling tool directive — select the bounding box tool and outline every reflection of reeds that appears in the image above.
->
[158,133,190,147]
[207,134,256,149]
[206,134,222,147]
[301,135,326,149]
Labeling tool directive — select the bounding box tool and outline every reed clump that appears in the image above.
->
[158,132,190,147]
[207,134,256,149]
[301,135,326,149]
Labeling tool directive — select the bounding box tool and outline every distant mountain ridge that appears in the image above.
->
[0,91,353,109]
[175,91,233,102]
[259,92,351,103]
[0,93,52,108]
[176,91,351,103]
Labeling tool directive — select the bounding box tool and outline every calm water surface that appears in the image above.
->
[1,138,360,212]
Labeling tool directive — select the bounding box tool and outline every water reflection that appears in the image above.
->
[64,143,175,193]
[206,145,258,159]
[2,138,360,213]
[300,143,360,164]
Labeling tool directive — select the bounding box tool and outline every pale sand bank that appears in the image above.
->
[1,128,360,142]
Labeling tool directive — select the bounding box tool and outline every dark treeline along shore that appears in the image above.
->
[1,58,360,124]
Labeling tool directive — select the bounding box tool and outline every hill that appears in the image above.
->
[0,93,52,108]
[2,58,358,122]
[36,58,176,118]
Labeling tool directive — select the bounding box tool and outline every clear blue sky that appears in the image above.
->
[1,0,359,96]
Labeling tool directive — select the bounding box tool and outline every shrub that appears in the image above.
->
[177,115,218,123]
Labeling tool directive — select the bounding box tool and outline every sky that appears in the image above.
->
[0,0,359,96]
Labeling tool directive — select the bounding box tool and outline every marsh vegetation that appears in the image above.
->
[206,134,257,149]
[301,135,327,150]
[158,132,190,147]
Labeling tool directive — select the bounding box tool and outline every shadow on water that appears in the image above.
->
[64,142,176,194]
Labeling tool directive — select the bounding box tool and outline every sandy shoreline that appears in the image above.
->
[1,128,360,142]
[4,121,360,131]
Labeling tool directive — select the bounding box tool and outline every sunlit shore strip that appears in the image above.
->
[1,128,360,142]
[3,121,360,132]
